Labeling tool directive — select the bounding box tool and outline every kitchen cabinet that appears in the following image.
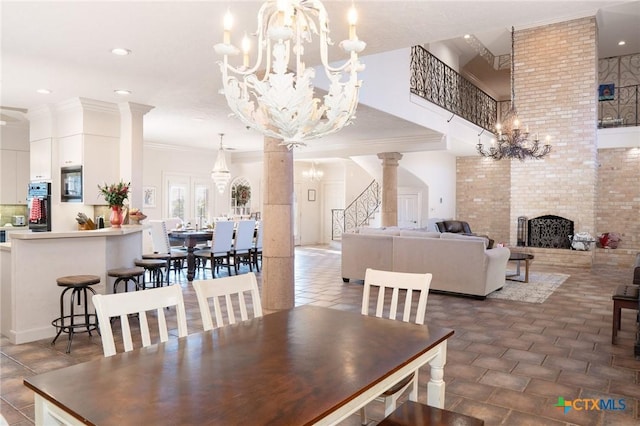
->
[1,150,29,204]
[83,135,118,205]
[57,134,118,205]
[30,138,52,181]
[58,134,83,167]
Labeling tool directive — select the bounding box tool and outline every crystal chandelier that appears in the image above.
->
[477,27,552,161]
[302,162,324,181]
[211,133,231,193]
[214,0,366,149]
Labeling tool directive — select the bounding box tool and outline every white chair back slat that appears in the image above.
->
[193,272,263,331]
[92,285,188,357]
[224,294,236,325]
[211,221,235,254]
[138,311,151,349]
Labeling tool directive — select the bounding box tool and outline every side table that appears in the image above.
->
[507,252,534,283]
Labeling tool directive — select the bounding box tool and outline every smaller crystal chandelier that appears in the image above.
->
[211,133,231,193]
[302,162,324,181]
[214,0,366,149]
[477,27,552,161]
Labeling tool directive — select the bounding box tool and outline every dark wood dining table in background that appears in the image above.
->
[168,230,212,281]
[24,305,454,425]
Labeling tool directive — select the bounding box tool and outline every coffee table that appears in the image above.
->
[507,252,534,283]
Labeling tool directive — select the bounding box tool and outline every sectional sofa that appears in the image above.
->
[341,228,511,299]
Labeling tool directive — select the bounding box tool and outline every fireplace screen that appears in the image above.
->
[527,215,574,249]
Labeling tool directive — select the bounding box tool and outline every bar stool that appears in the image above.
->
[142,251,187,285]
[141,253,171,286]
[51,274,100,353]
[134,259,166,289]
[107,267,145,293]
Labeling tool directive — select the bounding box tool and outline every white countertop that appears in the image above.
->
[9,225,143,240]
[0,225,28,230]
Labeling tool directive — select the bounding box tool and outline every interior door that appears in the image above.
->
[398,193,420,228]
[321,181,344,244]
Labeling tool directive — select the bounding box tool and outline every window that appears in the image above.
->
[164,173,213,226]
[169,183,187,219]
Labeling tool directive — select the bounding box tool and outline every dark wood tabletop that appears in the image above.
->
[508,252,534,261]
[24,305,453,425]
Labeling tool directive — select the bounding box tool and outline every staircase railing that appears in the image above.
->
[332,180,381,240]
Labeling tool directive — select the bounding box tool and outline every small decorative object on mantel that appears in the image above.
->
[598,232,621,249]
[98,181,130,228]
[570,232,596,251]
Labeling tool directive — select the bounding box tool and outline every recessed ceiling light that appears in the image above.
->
[36,89,52,94]
[463,34,471,39]
[114,89,132,95]
[111,48,131,56]
[618,40,626,46]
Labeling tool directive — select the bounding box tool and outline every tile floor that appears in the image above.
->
[1,245,639,425]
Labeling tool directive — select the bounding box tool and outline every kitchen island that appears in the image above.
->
[1,226,143,344]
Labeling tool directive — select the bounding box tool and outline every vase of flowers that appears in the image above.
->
[98,181,130,228]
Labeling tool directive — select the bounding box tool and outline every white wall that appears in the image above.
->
[396,151,457,219]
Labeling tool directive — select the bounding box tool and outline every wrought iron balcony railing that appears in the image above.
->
[598,84,639,128]
[411,46,639,132]
[410,45,497,132]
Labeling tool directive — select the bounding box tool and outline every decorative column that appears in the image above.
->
[377,152,403,227]
[262,136,295,311]
[118,102,154,210]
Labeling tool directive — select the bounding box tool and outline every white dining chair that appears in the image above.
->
[195,220,235,277]
[359,268,433,424]
[232,219,256,274]
[143,219,187,285]
[92,285,188,357]
[192,272,263,331]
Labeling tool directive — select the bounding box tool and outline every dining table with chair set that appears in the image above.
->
[24,269,455,425]
[167,218,263,282]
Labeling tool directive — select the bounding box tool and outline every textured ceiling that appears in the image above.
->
[1,1,638,158]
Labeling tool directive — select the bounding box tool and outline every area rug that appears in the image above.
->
[487,272,570,303]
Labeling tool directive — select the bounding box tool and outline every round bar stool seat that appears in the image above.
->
[134,259,166,289]
[108,267,145,293]
[142,253,171,286]
[51,275,101,353]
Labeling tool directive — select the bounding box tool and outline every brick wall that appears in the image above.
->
[456,18,640,268]
[594,147,640,267]
[456,157,510,245]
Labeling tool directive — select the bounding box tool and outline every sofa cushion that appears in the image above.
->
[440,232,489,249]
[399,230,441,238]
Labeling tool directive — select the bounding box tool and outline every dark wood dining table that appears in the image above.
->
[24,305,454,425]
[168,230,213,281]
